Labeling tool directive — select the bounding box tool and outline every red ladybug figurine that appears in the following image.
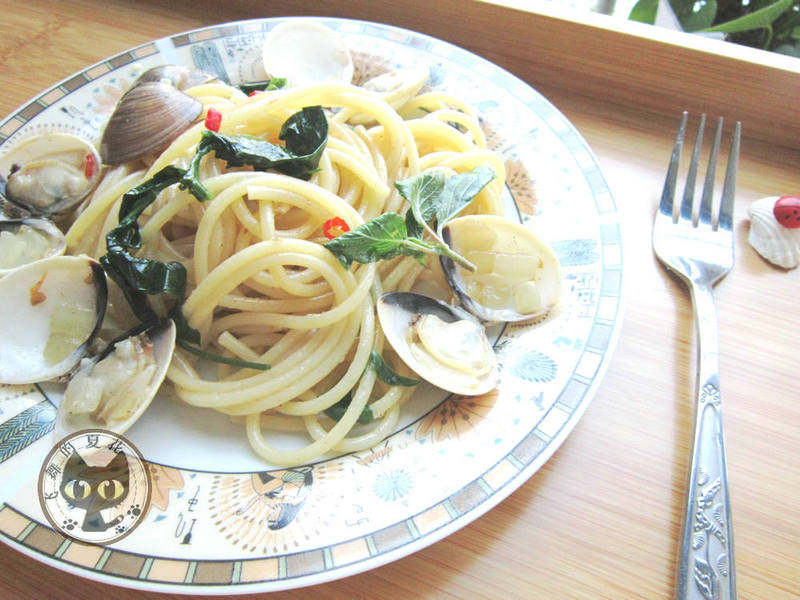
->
[773,196,800,229]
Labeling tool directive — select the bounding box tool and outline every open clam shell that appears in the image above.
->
[100,81,202,165]
[1,133,101,216]
[0,218,66,275]
[441,215,563,322]
[0,255,107,384]
[377,292,499,396]
[262,21,353,86]
[57,320,176,437]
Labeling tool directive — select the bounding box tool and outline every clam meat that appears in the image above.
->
[0,218,66,274]
[0,255,107,384]
[1,133,101,216]
[262,21,353,86]
[58,320,176,436]
[100,81,203,165]
[377,292,499,396]
[441,215,562,322]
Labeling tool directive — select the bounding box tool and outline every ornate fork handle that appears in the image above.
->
[676,282,736,600]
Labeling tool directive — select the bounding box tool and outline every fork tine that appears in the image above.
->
[699,117,723,226]
[660,111,687,221]
[680,113,705,223]
[718,121,741,231]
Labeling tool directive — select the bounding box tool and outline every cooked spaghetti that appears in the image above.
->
[63,78,507,464]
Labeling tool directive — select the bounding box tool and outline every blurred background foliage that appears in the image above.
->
[626,0,800,56]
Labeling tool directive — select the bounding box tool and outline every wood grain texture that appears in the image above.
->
[1,1,799,599]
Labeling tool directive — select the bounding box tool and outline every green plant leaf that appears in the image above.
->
[774,40,800,55]
[434,165,495,234]
[323,392,374,424]
[180,106,328,200]
[101,165,190,325]
[237,78,286,95]
[394,170,445,233]
[323,212,433,269]
[670,0,718,31]
[368,350,421,387]
[119,165,186,225]
[405,208,424,239]
[629,0,660,24]
[700,0,793,33]
[176,339,270,370]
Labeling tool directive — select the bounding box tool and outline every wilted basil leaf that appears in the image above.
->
[323,392,374,424]
[237,77,286,94]
[368,350,421,387]
[180,106,328,200]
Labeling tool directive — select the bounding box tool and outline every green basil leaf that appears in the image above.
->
[435,165,496,234]
[369,350,421,387]
[629,0,659,24]
[323,392,374,424]
[405,207,424,239]
[104,250,186,297]
[101,165,190,328]
[700,0,792,33]
[323,212,434,268]
[99,254,158,324]
[119,166,186,224]
[394,170,445,230]
[237,77,287,94]
[102,167,189,302]
[176,339,270,370]
[180,106,328,200]
[170,305,201,345]
[280,105,328,166]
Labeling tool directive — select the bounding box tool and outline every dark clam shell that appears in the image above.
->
[100,81,202,166]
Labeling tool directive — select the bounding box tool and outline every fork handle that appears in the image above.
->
[676,283,736,600]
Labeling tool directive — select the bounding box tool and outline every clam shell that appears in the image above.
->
[100,81,202,165]
[1,133,101,215]
[134,65,214,91]
[347,66,428,125]
[0,218,66,275]
[263,21,353,86]
[0,255,107,384]
[748,195,800,269]
[57,320,176,437]
[377,292,499,396]
[441,215,563,323]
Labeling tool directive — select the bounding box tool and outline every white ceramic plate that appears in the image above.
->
[0,17,622,593]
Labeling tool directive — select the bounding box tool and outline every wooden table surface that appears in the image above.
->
[1,1,799,598]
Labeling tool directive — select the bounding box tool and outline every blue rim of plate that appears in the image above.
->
[0,16,623,594]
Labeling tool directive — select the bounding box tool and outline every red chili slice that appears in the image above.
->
[84,153,97,179]
[323,217,350,239]
[205,108,222,132]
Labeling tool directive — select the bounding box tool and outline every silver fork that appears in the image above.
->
[653,112,741,600]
